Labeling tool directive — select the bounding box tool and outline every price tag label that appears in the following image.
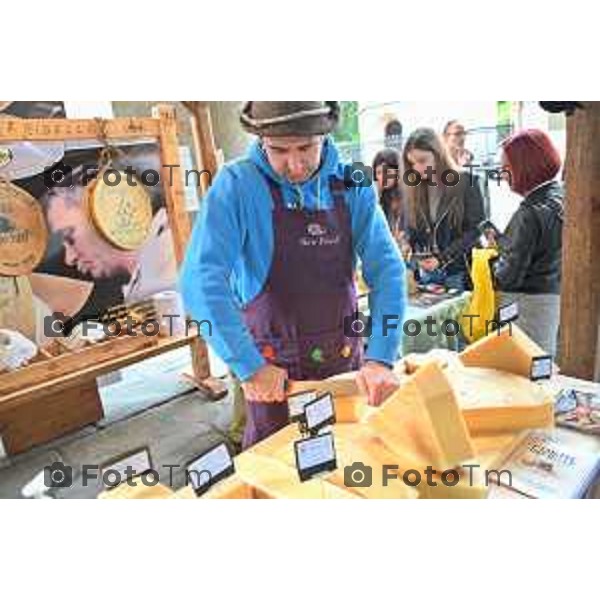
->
[304,393,336,435]
[186,442,235,496]
[294,432,337,482]
[288,390,318,422]
[531,355,553,381]
[498,302,519,324]
[100,447,153,489]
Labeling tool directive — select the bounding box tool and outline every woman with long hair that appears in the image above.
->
[402,127,485,290]
[372,148,405,245]
[493,129,563,355]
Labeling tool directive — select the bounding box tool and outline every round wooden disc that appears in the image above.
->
[0,183,48,276]
[87,169,153,250]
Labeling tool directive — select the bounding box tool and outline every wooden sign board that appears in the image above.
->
[0,105,210,455]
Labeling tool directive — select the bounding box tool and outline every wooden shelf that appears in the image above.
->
[0,332,198,409]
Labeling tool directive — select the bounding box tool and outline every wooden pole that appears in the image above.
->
[559,101,600,379]
[183,102,219,195]
[154,104,211,381]
[179,102,224,385]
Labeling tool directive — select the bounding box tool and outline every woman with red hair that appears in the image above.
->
[494,129,564,355]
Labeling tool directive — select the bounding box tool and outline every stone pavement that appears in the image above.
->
[0,387,234,499]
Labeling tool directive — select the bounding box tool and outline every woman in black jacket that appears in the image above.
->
[494,129,563,356]
[402,128,485,290]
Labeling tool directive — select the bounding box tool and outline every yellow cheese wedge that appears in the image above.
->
[459,324,549,378]
[235,452,359,499]
[325,425,419,499]
[242,424,417,499]
[196,474,254,499]
[446,367,554,434]
[98,480,174,499]
[365,362,476,471]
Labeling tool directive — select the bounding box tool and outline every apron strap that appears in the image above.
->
[329,176,347,210]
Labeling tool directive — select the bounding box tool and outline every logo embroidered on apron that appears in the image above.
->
[300,222,340,247]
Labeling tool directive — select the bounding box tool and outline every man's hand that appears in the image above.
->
[242,364,288,403]
[356,361,400,407]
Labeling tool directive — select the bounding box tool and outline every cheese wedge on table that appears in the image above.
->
[235,452,358,499]
[365,362,476,471]
[247,423,418,499]
[325,425,419,499]
[459,324,550,378]
[445,366,554,434]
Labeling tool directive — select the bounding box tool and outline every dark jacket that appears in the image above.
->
[406,173,486,278]
[494,180,563,294]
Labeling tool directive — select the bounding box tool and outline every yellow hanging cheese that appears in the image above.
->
[459,324,549,378]
[365,362,476,472]
[461,247,498,343]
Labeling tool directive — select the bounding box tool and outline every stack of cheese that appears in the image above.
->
[292,324,555,436]
[100,326,555,500]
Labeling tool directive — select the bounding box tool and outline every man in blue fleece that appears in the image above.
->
[180,101,406,448]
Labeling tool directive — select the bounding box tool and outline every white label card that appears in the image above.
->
[296,434,335,471]
[102,448,152,483]
[499,302,519,323]
[531,356,553,381]
[305,393,334,431]
[288,391,318,418]
[187,443,233,491]
[0,434,6,460]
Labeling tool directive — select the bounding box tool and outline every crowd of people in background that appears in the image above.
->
[373,121,564,355]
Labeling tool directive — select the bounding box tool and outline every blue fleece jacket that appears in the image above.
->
[179,137,406,381]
